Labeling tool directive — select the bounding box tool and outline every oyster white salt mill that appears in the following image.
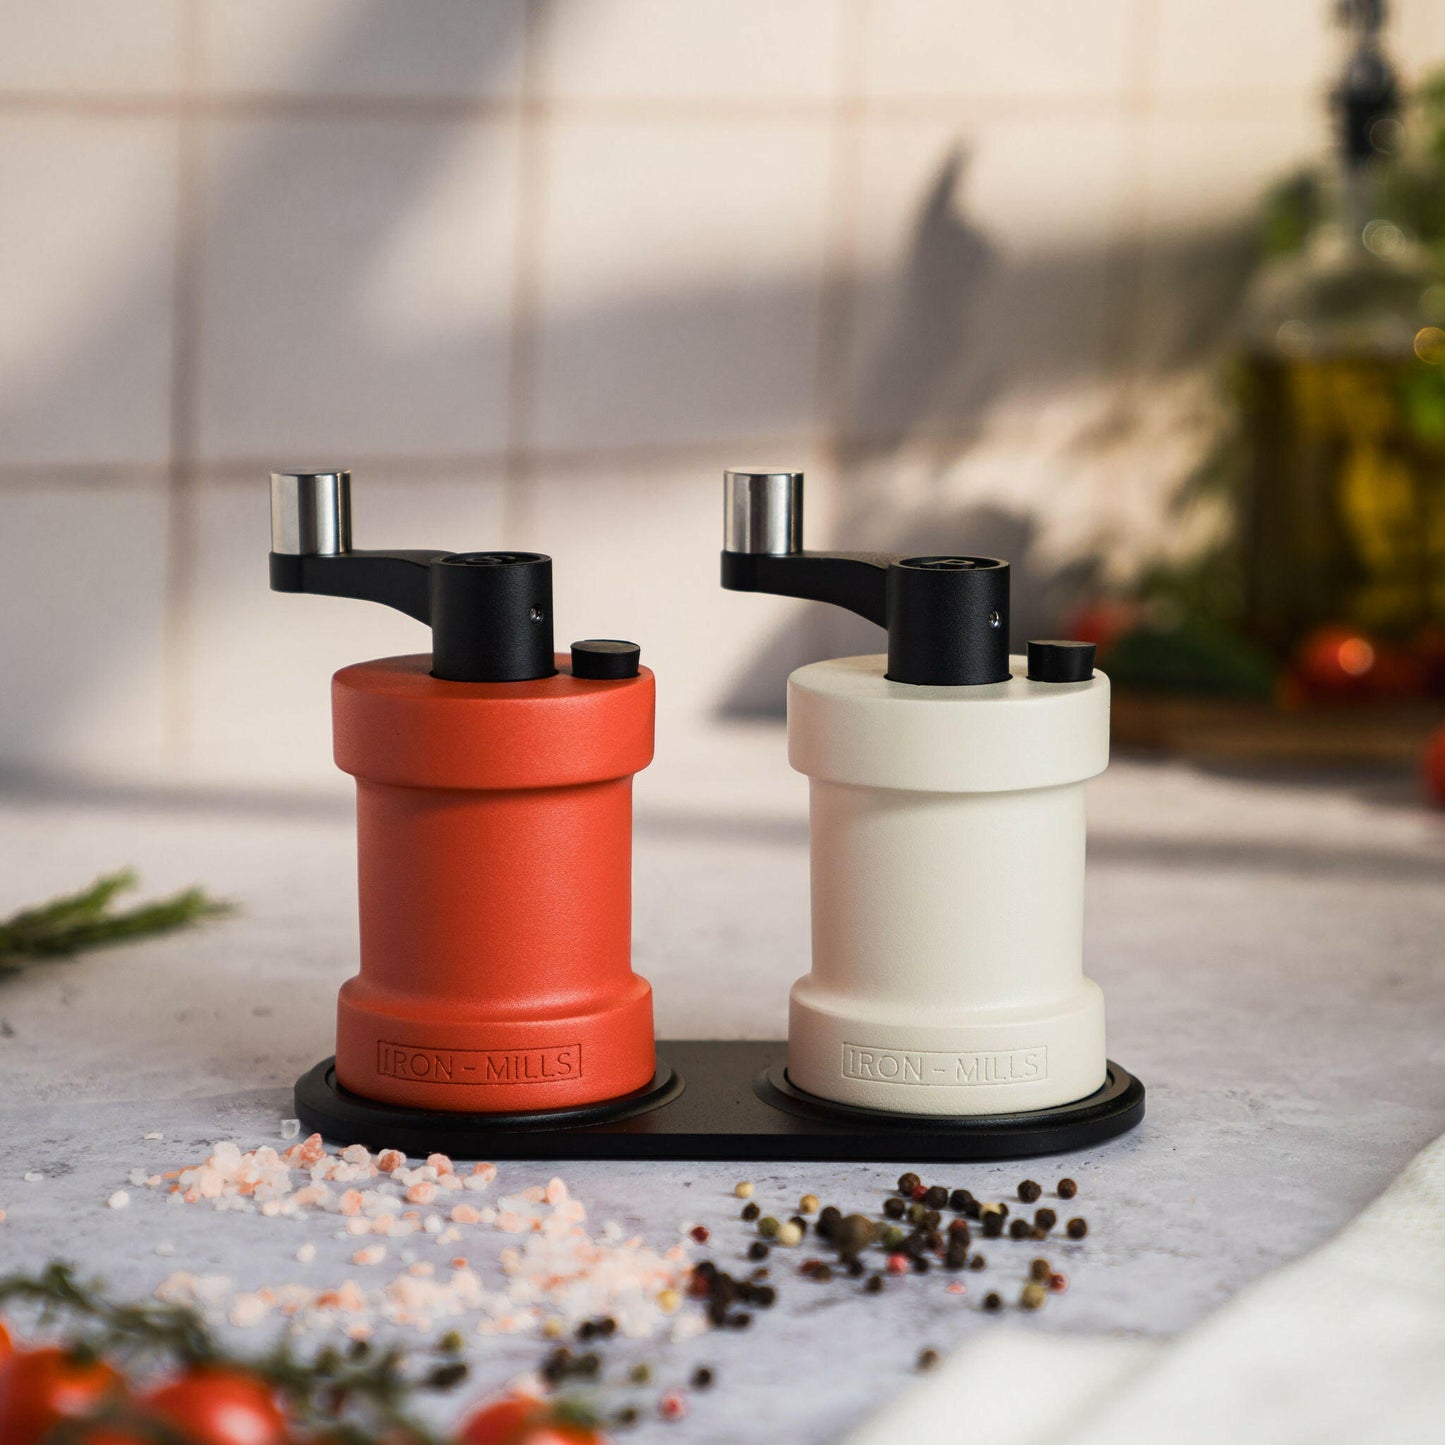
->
[722,469,1113,1118]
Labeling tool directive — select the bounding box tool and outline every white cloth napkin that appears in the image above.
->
[848,1131,1445,1445]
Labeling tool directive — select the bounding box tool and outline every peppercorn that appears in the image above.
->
[799,1193,820,1214]
[886,1253,908,1275]
[897,1171,921,1196]
[753,1285,776,1306]
[758,1216,780,1238]
[834,1214,878,1255]
[949,1188,974,1213]
[1020,1283,1046,1310]
[882,1225,907,1249]
[817,1205,841,1239]
[1018,1179,1042,1203]
[576,1320,597,1340]
[748,1241,769,1261]
[734,1180,754,1199]
[741,1201,760,1222]
[814,1264,834,1283]
[1049,1272,1068,1293]
[962,1195,982,1220]
[865,1274,884,1293]
[981,1212,1003,1238]
[598,1317,617,1337]
[983,1292,1002,1312]
[883,1197,906,1219]
[846,1256,865,1277]
[968,1253,986,1271]
[690,1225,710,1244]
[947,1218,971,1243]
[944,1242,968,1270]
[902,1232,927,1259]
[1009,1219,1031,1239]
[777,1221,804,1247]
[912,1255,931,1274]
[922,1208,942,1229]
[924,1185,949,1209]
[691,1366,715,1390]
[788,1214,808,1234]
[996,1202,1009,1218]
[1035,1208,1056,1232]
[906,1201,926,1225]
[1066,1217,1088,1239]
[918,1348,941,1371]
[726,1312,751,1329]
[615,1406,640,1427]
[629,1363,652,1385]
[576,1352,601,1376]
[1029,1258,1051,1283]
[1057,1178,1078,1200]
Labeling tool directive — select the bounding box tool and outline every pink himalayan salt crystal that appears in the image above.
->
[426,1153,454,1175]
[450,1204,482,1224]
[544,1177,568,1206]
[341,1144,372,1167]
[470,1162,498,1183]
[376,1149,405,1173]
[352,1245,386,1266]
[405,1182,437,1205]
[339,1190,365,1216]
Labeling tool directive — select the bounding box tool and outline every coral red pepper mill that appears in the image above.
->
[270,470,673,1146]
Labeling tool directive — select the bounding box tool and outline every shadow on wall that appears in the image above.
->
[720,144,1260,718]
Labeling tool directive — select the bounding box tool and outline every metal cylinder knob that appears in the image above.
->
[270,470,352,556]
[723,469,804,555]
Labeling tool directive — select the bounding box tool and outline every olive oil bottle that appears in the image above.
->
[1238,0,1445,655]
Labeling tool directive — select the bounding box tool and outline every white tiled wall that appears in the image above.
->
[2,0,1442,793]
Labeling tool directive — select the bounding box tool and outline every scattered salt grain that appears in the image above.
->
[154,1243,176,1257]
[352,1245,386,1267]
[128,1169,147,1187]
[280,1119,301,1140]
[23,1171,43,1183]
[296,1243,316,1264]
[107,1190,130,1210]
[143,1131,164,1141]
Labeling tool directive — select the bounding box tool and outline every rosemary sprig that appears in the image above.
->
[0,870,233,978]
[0,1263,468,1444]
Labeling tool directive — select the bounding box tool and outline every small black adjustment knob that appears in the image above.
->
[570,639,641,679]
[1027,639,1095,683]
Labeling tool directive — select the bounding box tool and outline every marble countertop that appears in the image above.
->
[3,732,1444,1442]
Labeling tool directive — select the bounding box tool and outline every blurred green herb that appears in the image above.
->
[0,869,233,978]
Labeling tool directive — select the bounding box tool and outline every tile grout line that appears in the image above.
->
[160,0,205,764]
[809,0,871,499]
[501,0,553,548]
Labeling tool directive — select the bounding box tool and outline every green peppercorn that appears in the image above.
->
[1020,1283,1046,1310]
[882,1225,907,1249]
[906,1201,926,1225]
[1066,1217,1088,1239]
[629,1363,652,1385]
[1057,1178,1078,1200]
[758,1215,780,1238]
[834,1213,878,1255]
[1018,1179,1042,1203]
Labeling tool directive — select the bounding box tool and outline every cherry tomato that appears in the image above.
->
[1294,625,1378,697]
[0,1345,124,1445]
[457,1392,605,1445]
[1423,725,1445,807]
[142,1367,287,1445]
